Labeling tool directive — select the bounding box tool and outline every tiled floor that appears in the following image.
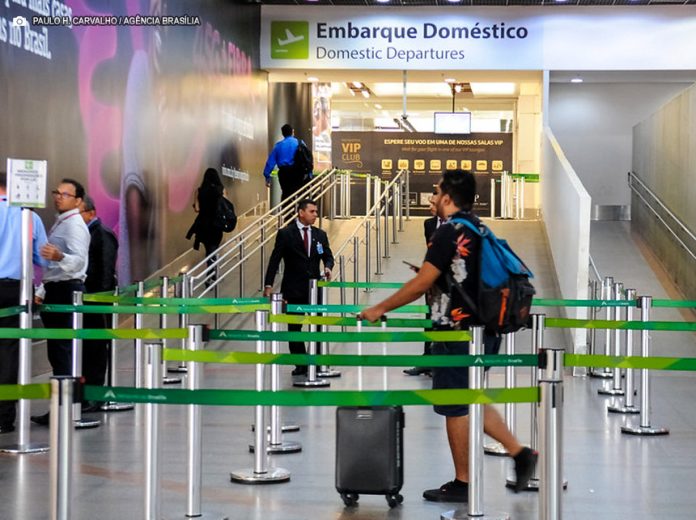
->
[0,218,694,519]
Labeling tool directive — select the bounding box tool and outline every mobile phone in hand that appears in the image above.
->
[402,260,420,272]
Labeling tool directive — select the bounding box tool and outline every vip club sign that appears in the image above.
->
[261,7,696,71]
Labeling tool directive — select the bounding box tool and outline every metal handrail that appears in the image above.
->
[628,171,696,262]
[187,169,337,292]
[588,255,602,283]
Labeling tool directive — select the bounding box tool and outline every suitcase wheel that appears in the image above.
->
[340,493,359,507]
[386,494,403,508]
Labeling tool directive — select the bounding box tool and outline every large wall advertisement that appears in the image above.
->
[261,7,696,71]
[332,131,512,216]
[0,0,267,284]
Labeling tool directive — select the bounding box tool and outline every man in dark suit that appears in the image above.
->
[263,198,334,376]
[80,195,118,409]
[404,192,442,376]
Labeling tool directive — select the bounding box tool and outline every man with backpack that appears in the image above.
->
[358,169,537,503]
[263,124,313,202]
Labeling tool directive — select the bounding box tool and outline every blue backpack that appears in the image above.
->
[449,218,535,334]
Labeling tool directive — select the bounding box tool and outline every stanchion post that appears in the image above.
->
[49,377,77,520]
[490,178,496,218]
[599,281,625,396]
[186,324,205,518]
[72,291,100,429]
[364,221,371,290]
[144,342,162,520]
[383,189,390,257]
[134,281,145,388]
[295,280,329,388]
[398,177,404,232]
[171,273,189,374]
[159,276,181,385]
[260,227,267,291]
[0,208,49,454]
[239,236,245,297]
[539,348,564,520]
[374,180,383,275]
[405,170,410,221]
[265,294,301,454]
[233,311,290,484]
[318,283,340,378]
[590,276,613,379]
[352,237,360,304]
[101,287,134,412]
[621,296,669,437]
[608,288,639,415]
[442,326,508,520]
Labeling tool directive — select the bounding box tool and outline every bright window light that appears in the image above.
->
[571,77,584,83]
[470,82,516,96]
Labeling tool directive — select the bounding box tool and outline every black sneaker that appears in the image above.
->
[513,447,538,492]
[423,480,468,502]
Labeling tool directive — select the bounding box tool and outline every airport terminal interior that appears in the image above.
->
[0,1,695,519]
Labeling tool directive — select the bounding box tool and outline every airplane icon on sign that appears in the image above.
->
[277,28,305,46]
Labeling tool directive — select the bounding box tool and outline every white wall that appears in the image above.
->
[549,82,691,207]
[541,127,591,353]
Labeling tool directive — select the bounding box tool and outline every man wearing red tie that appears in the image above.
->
[263,199,334,376]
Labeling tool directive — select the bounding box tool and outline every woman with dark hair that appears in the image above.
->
[186,168,225,269]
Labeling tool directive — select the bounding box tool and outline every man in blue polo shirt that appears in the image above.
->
[263,123,304,202]
[0,171,48,433]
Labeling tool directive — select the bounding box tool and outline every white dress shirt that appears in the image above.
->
[41,208,90,284]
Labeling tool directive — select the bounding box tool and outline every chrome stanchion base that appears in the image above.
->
[317,368,341,378]
[484,441,508,457]
[505,477,568,491]
[230,467,290,484]
[101,402,134,412]
[168,364,188,374]
[251,424,300,433]
[293,377,330,388]
[162,375,182,385]
[250,441,302,454]
[598,387,625,396]
[0,442,50,454]
[441,509,509,520]
[607,404,640,415]
[589,370,612,379]
[74,418,101,429]
[621,425,669,436]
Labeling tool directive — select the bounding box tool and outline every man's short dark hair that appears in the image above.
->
[281,124,293,137]
[440,169,476,210]
[297,198,317,212]
[0,171,6,189]
[82,194,96,212]
[61,178,85,199]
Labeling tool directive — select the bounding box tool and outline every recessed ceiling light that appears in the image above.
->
[352,81,363,88]
[376,0,390,3]
[447,0,462,3]
[444,78,456,83]
[570,77,584,83]
[307,76,319,82]
[374,103,383,109]
[361,90,370,98]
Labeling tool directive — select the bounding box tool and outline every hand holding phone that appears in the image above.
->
[402,260,420,273]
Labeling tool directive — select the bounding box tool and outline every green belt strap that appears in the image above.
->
[286,303,428,314]
[269,315,432,328]
[652,299,696,308]
[210,329,471,342]
[564,354,696,371]
[318,281,405,289]
[0,328,187,340]
[82,295,266,305]
[84,385,539,407]
[38,303,269,315]
[164,350,538,368]
[545,318,696,331]
[533,299,634,308]
[0,305,27,319]
[0,383,51,401]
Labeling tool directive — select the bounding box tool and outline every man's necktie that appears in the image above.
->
[303,226,309,256]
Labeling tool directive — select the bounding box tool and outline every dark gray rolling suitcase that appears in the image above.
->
[335,406,404,508]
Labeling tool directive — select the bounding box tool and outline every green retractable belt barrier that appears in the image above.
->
[318,281,405,289]
[38,303,269,315]
[545,318,696,332]
[286,303,429,314]
[564,354,696,372]
[0,328,187,340]
[0,305,26,319]
[0,383,51,400]
[269,315,432,328]
[210,329,470,342]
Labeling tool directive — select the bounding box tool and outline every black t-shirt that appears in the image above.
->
[424,210,481,330]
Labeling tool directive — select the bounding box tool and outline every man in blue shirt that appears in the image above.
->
[263,124,303,202]
[0,171,48,433]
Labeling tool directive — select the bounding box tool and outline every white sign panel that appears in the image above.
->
[7,158,47,208]
[261,7,696,71]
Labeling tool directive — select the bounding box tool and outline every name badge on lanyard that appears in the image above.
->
[316,242,323,255]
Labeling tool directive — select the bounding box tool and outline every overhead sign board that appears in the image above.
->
[261,7,696,71]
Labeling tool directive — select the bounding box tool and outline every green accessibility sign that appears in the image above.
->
[271,21,309,59]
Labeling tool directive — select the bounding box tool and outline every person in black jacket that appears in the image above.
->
[263,199,334,375]
[80,195,118,410]
[186,168,225,270]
